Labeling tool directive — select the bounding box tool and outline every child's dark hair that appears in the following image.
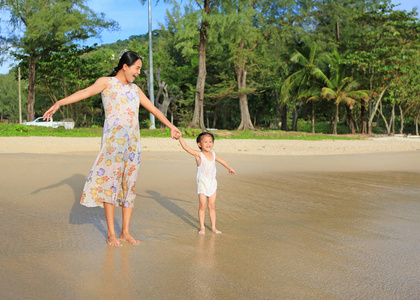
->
[196,132,215,150]
[108,51,142,77]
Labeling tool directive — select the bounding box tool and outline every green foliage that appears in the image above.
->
[30,44,105,123]
[183,128,202,137]
[13,124,36,133]
[0,0,118,121]
[1,0,419,135]
[0,73,28,120]
[0,123,103,137]
[0,123,361,140]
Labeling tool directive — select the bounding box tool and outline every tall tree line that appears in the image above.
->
[1,0,419,134]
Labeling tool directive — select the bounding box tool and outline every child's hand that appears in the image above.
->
[171,127,181,140]
[175,132,182,140]
[228,169,236,175]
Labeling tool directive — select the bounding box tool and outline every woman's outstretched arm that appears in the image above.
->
[43,77,109,120]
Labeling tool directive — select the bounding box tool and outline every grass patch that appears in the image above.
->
[210,130,361,140]
[0,123,103,137]
[0,123,363,140]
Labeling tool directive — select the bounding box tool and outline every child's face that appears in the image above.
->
[198,135,214,151]
[124,59,142,83]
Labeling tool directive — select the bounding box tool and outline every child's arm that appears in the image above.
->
[215,155,236,175]
[177,134,201,159]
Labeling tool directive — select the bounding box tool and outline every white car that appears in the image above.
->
[22,117,75,129]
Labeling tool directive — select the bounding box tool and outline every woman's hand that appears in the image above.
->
[174,132,182,140]
[43,102,61,121]
[171,127,181,140]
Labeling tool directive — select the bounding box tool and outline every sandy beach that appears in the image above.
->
[1,135,420,155]
[0,136,419,299]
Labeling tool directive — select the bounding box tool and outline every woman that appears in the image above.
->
[44,51,181,246]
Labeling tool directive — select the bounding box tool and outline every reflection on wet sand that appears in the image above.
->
[192,234,216,298]
[102,246,132,299]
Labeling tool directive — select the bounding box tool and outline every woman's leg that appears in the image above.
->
[198,194,207,234]
[208,192,221,234]
[104,203,122,246]
[120,207,140,244]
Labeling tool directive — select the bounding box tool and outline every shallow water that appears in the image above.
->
[0,152,419,299]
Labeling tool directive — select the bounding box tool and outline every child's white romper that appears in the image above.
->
[197,152,217,197]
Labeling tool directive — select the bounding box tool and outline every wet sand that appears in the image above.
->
[0,138,420,299]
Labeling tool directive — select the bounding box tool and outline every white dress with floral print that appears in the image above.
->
[80,77,141,208]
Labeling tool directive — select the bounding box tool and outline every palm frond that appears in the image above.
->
[343,78,360,92]
[342,97,356,108]
[290,50,309,67]
[298,88,321,100]
[347,90,370,101]
[311,68,333,88]
[321,87,337,100]
[308,43,318,64]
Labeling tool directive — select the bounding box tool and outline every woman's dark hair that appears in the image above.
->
[108,51,142,77]
[196,132,215,149]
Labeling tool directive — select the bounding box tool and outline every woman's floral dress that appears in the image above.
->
[80,77,141,208]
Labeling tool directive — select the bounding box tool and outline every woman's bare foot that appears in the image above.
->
[107,235,123,247]
[198,228,206,235]
[212,228,222,234]
[120,233,140,245]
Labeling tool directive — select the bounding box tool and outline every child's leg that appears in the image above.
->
[104,203,122,246]
[208,192,221,234]
[198,194,207,234]
[120,207,140,245]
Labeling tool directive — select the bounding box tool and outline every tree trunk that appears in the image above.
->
[378,102,392,135]
[292,106,298,131]
[212,108,218,128]
[281,103,288,131]
[235,58,254,130]
[188,0,209,131]
[368,82,391,135]
[26,55,37,121]
[292,108,297,131]
[274,87,281,129]
[360,100,367,134]
[399,104,404,135]
[333,102,339,135]
[416,112,419,136]
[346,106,355,134]
[311,100,315,133]
[335,20,340,42]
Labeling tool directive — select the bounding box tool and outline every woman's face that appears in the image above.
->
[124,59,142,83]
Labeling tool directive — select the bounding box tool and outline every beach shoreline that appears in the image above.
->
[1,135,420,156]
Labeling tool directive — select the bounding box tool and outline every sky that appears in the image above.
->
[0,0,418,74]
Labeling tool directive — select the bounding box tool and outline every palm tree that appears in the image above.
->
[281,42,331,133]
[319,50,370,134]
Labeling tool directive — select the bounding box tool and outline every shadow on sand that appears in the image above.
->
[138,190,203,231]
[31,174,121,239]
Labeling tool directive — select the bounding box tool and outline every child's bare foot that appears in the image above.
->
[107,235,122,247]
[120,233,140,245]
[198,228,206,235]
[212,228,222,234]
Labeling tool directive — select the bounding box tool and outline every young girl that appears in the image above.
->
[43,51,181,246]
[177,132,235,234]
